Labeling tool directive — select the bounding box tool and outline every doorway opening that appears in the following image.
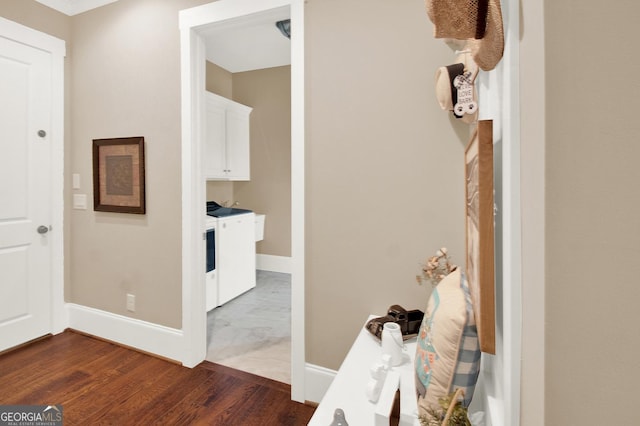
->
[179,0,305,402]
[203,55,292,383]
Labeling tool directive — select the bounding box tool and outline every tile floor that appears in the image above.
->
[206,270,291,384]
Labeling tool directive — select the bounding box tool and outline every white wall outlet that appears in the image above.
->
[73,194,87,210]
[126,293,135,312]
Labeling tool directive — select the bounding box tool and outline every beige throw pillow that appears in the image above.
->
[414,269,480,416]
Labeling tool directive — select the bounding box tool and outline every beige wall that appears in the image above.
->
[70,0,468,370]
[205,63,292,257]
[305,0,466,369]
[205,60,233,99]
[6,0,466,376]
[67,0,211,329]
[0,0,70,40]
[233,66,291,257]
[545,0,640,423]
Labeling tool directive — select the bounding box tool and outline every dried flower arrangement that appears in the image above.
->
[416,247,457,287]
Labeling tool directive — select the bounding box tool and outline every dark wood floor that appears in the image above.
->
[0,331,315,425]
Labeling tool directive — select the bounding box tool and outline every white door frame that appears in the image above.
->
[473,0,526,423]
[0,18,66,337]
[179,0,306,402]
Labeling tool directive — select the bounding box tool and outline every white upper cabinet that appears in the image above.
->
[205,94,227,179]
[204,91,252,180]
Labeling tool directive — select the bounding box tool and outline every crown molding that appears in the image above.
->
[35,0,119,16]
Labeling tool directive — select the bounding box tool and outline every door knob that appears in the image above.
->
[37,225,49,234]
[38,130,47,138]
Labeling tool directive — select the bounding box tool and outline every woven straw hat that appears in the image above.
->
[426,0,489,39]
[426,0,504,71]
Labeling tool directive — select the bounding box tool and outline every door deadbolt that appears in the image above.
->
[37,225,49,234]
[37,130,46,138]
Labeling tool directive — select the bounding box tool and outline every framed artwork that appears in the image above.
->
[92,137,146,214]
[465,120,495,354]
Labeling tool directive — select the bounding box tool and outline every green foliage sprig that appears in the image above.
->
[418,390,471,426]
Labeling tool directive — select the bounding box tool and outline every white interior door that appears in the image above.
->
[0,34,53,352]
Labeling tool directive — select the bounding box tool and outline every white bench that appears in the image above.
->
[308,316,420,426]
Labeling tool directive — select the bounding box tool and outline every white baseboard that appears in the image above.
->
[305,363,337,404]
[64,302,336,403]
[64,303,336,404]
[256,254,292,274]
[65,303,184,363]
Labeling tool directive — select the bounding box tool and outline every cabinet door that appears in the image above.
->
[204,94,227,179]
[217,214,256,305]
[225,104,251,180]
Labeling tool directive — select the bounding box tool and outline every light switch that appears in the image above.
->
[72,173,80,189]
[73,194,87,210]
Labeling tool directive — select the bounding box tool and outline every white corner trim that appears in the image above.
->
[35,0,119,16]
[66,304,184,363]
[0,17,65,56]
[304,363,336,404]
[287,0,306,403]
[256,254,292,274]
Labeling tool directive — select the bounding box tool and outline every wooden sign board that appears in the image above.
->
[465,120,495,354]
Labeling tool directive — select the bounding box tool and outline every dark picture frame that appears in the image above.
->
[465,120,495,354]
[92,137,146,214]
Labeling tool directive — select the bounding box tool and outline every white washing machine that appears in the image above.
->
[205,201,257,310]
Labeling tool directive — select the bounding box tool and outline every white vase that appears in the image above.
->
[381,322,403,366]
